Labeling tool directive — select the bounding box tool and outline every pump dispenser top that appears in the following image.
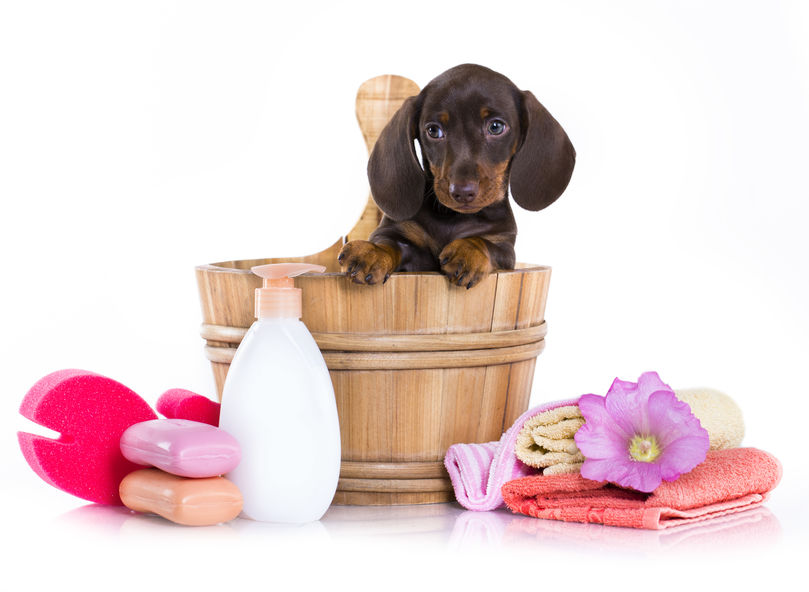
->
[251,263,326,319]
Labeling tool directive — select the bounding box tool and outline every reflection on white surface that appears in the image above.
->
[450,506,782,553]
[12,484,797,591]
[51,500,781,555]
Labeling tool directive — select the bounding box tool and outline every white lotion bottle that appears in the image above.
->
[219,263,341,523]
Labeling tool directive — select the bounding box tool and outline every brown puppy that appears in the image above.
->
[339,64,575,289]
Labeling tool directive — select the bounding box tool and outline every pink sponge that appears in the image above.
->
[18,369,157,505]
[156,388,220,427]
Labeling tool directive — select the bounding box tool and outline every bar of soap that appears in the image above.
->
[120,468,243,526]
[120,419,240,478]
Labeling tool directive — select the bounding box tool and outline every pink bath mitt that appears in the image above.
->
[18,369,157,505]
[156,388,220,427]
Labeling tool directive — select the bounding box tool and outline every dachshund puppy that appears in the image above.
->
[339,64,575,289]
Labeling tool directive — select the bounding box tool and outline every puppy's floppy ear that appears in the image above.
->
[367,96,425,221]
[509,91,576,211]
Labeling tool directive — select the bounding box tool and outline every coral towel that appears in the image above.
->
[501,447,781,529]
[444,398,580,511]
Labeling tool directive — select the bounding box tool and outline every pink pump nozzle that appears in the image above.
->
[250,263,326,319]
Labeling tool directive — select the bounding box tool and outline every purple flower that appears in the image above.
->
[573,371,709,493]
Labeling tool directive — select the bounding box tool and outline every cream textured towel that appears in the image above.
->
[515,405,584,471]
[533,417,585,440]
[542,462,585,476]
[514,388,745,474]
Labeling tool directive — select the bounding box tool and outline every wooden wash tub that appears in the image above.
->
[196,75,551,505]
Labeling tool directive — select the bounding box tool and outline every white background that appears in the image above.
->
[2,0,807,589]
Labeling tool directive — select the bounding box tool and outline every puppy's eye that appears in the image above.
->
[487,120,507,135]
[425,124,444,139]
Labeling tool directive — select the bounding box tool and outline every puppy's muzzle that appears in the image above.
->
[449,181,479,204]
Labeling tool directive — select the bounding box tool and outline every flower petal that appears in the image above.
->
[576,394,611,425]
[581,457,631,485]
[605,383,649,437]
[647,390,707,448]
[647,390,691,444]
[576,372,707,493]
[608,377,638,397]
[574,421,628,460]
[582,457,662,492]
[620,460,663,493]
[658,435,709,481]
[637,371,672,395]
[579,457,611,482]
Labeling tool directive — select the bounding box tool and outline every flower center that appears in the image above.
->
[628,435,661,463]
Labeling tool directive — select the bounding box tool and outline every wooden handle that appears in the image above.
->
[355,75,420,153]
[346,74,421,242]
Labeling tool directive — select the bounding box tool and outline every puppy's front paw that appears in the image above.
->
[338,240,396,286]
[439,238,493,289]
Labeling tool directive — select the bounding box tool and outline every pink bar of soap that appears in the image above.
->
[120,469,242,526]
[120,419,240,478]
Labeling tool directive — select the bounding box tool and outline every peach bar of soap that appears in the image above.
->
[120,468,242,526]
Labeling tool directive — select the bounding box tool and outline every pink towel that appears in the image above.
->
[443,398,580,511]
[501,447,782,529]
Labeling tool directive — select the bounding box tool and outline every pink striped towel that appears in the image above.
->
[443,398,580,511]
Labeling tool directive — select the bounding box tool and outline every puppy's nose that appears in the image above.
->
[450,181,479,204]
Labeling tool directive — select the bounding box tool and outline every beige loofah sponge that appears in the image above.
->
[674,387,745,450]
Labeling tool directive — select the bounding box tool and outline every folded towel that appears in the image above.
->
[515,405,584,472]
[443,398,580,511]
[501,447,781,529]
[445,387,747,511]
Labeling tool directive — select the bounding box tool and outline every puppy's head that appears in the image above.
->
[368,64,576,221]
